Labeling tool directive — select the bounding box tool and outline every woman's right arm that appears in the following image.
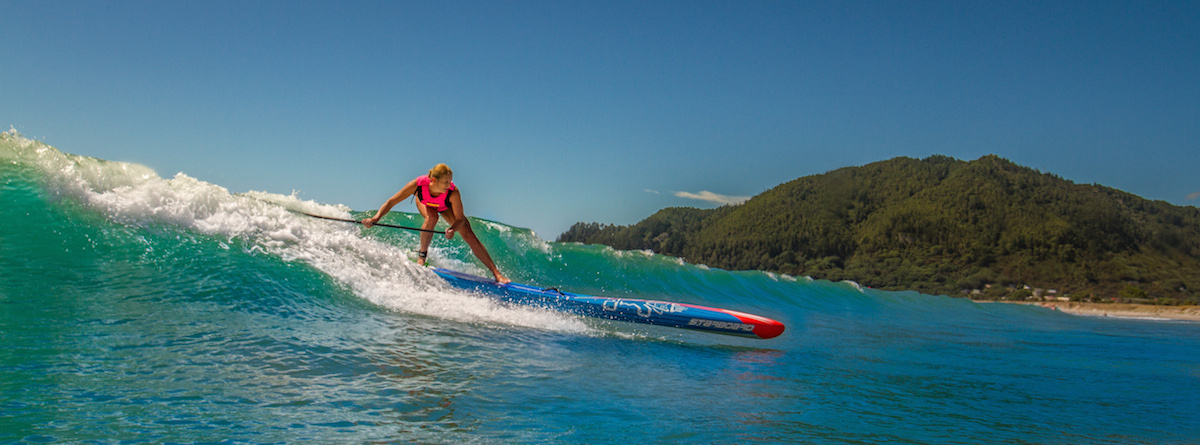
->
[362,179,419,228]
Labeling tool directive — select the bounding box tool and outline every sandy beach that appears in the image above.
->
[997,301,1200,321]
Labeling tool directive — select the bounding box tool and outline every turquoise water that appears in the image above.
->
[3,130,1199,444]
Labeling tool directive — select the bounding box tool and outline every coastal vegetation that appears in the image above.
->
[558,155,1200,304]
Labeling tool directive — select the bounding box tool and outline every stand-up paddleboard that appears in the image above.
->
[288,212,784,338]
[432,268,785,339]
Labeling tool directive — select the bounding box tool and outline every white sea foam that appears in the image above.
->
[841,280,866,293]
[2,132,588,334]
[763,271,800,282]
[609,248,656,260]
[479,220,510,233]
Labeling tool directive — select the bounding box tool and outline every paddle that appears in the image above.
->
[300,212,446,234]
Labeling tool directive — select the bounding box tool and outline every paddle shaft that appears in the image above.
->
[301,212,446,234]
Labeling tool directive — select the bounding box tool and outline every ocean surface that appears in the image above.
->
[3,130,1199,444]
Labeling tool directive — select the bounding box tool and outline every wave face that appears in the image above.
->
[3,130,1199,444]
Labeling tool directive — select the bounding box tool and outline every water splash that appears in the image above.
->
[1,131,588,333]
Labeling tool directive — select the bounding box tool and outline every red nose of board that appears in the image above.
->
[751,318,786,339]
[723,309,786,339]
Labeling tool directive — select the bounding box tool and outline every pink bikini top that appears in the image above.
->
[415,176,456,212]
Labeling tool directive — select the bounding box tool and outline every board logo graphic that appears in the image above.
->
[601,299,685,318]
[688,318,755,332]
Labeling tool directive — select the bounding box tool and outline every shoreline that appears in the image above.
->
[980,301,1200,322]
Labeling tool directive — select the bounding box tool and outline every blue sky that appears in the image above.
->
[3,1,1198,239]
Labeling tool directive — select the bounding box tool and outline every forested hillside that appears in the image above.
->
[558,155,1200,303]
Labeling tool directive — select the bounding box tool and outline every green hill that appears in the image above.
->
[557,155,1200,303]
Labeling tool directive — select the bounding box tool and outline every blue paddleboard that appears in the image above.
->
[432,268,785,339]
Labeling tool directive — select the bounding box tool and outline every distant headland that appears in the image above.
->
[559,155,1200,306]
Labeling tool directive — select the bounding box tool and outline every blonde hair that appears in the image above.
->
[428,163,453,179]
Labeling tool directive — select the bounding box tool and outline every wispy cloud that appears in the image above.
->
[674,190,751,206]
[644,189,660,194]
[1188,191,1200,201]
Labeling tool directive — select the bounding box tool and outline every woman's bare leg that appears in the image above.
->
[417,205,439,266]
[442,212,509,284]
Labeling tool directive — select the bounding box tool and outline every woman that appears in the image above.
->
[362,164,510,284]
